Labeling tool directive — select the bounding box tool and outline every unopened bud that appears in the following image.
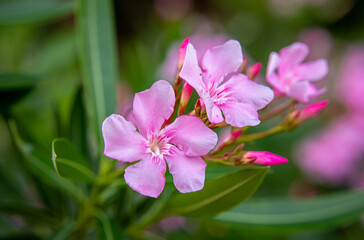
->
[178,38,190,70]
[213,129,242,154]
[178,83,193,115]
[247,63,262,80]
[243,151,288,166]
[287,100,328,127]
[194,99,202,117]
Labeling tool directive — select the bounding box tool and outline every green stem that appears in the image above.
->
[259,100,295,122]
[237,125,287,142]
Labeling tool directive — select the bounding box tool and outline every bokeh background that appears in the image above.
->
[1,0,364,239]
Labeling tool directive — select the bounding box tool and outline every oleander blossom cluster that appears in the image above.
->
[102,39,328,198]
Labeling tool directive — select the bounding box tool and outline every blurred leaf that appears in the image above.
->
[8,121,86,202]
[46,222,74,240]
[0,73,40,115]
[0,73,39,90]
[214,190,364,232]
[163,166,269,217]
[0,0,74,25]
[0,202,58,227]
[96,211,123,240]
[77,0,118,149]
[52,138,95,183]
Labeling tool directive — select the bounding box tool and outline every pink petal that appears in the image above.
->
[179,43,205,95]
[266,52,283,91]
[245,151,288,165]
[165,148,206,193]
[132,80,175,137]
[294,59,329,81]
[220,73,274,110]
[289,81,313,103]
[164,115,218,156]
[279,42,309,74]
[124,157,166,198]
[201,90,224,124]
[219,102,260,128]
[202,40,243,86]
[102,114,149,162]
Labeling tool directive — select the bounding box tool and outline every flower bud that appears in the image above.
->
[247,62,262,80]
[287,100,328,126]
[178,38,190,70]
[178,82,193,115]
[243,151,288,165]
[194,99,202,117]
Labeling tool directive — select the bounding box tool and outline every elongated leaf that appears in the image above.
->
[0,73,40,90]
[0,202,58,227]
[52,138,95,183]
[163,166,269,217]
[77,0,118,148]
[0,0,74,25]
[96,211,123,240]
[214,190,364,232]
[8,121,86,202]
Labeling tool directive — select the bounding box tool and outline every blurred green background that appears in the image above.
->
[1,0,364,239]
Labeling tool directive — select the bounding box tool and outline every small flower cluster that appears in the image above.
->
[102,38,328,198]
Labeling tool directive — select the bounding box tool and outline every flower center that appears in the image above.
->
[146,131,172,159]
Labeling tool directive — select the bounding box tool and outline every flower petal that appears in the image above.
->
[124,157,166,198]
[266,52,282,90]
[164,115,218,156]
[165,148,206,193]
[202,40,243,86]
[289,81,325,103]
[102,114,149,162]
[179,43,205,95]
[219,102,260,128]
[279,42,309,74]
[132,80,175,137]
[293,59,328,81]
[220,73,274,110]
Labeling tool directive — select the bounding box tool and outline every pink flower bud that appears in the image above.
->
[244,151,288,165]
[178,38,190,70]
[290,100,328,125]
[178,82,193,115]
[247,62,262,80]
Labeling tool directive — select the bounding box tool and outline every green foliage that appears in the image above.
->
[163,167,269,217]
[214,190,364,232]
[52,138,95,183]
[77,0,118,149]
[0,0,74,25]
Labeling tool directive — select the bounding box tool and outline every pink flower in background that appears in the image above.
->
[180,40,274,127]
[158,34,228,82]
[297,114,364,185]
[102,80,217,198]
[298,28,332,60]
[337,46,364,113]
[266,42,328,102]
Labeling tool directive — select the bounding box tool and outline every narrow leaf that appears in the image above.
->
[52,138,95,183]
[214,190,364,232]
[164,166,269,217]
[0,0,74,25]
[95,210,123,240]
[77,0,118,149]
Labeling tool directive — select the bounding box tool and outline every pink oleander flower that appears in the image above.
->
[337,46,364,112]
[266,42,328,102]
[102,80,218,198]
[243,151,288,166]
[158,34,228,82]
[297,114,364,185]
[180,40,274,127]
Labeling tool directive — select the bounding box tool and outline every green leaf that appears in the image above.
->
[95,211,123,240]
[52,138,95,183]
[0,202,58,227]
[163,166,269,217]
[8,120,86,202]
[0,73,40,115]
[214,190,364,232]
[77,0,118,149]
[0,0,74,25]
